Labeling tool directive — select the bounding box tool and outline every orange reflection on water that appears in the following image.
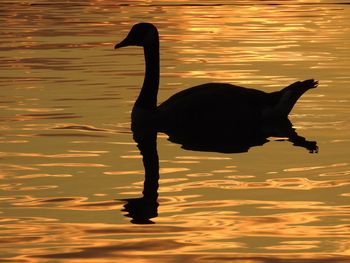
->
[264,240,321,251]
[0,152,101,158]
[35,163,108,167]
[21,197,122,211]
[15,173,72,179]
[1,0,350,262]
[2,197,350,261]
[160,177,350,192]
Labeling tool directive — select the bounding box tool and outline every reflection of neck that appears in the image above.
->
[135,42,160,111]
[134,130,159,199]
[142,136,159,199]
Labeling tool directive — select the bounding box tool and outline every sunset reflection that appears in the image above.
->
[1,0,350,262]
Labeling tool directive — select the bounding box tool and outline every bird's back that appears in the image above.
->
[157,83,269,134]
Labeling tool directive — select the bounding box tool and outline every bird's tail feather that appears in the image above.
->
[266,79,318,120]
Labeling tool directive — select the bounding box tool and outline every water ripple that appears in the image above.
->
[0,0,349,261]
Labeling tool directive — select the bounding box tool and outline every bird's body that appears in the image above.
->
[115,23,318,137]
[157,83,264,132]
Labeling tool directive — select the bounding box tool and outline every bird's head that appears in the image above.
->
[114,23,158,49]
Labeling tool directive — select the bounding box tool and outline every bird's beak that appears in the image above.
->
[114,37,130,49]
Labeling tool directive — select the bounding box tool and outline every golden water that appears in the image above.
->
[1,0,350,262]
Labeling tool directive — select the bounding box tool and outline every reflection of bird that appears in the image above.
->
[115,23,318,134]
[115,23,319,223]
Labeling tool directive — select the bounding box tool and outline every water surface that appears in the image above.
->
[1,0,350,262]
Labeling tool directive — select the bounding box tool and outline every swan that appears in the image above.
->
[115,23,318,134]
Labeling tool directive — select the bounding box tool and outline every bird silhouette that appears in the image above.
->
[116,23,318,224]
[115,22,318,138]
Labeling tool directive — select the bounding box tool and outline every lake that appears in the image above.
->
[1,0,350,262]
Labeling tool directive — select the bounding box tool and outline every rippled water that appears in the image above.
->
[1,0,350,262]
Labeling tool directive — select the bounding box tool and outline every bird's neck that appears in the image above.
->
[135,41,160,111]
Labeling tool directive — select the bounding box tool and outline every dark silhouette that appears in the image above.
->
[121,119,317,224]
[115,23,318,136]
[115,23,318,224]
[167,118,318,154]
[121,127,159,224]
